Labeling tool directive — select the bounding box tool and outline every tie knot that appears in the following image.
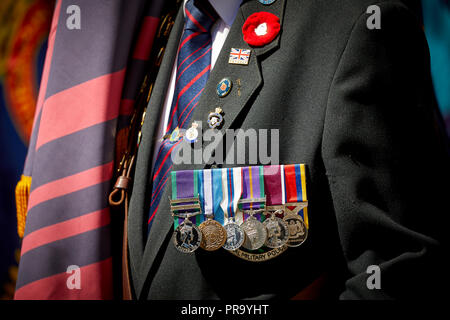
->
[184,0,218,32]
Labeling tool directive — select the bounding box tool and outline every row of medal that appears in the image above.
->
[170,165,309,254]
[172,0,287,255]
[172,207,308,254]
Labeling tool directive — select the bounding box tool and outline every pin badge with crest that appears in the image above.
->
[207,107,224,129]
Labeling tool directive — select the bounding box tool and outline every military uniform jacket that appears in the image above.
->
[127,0,450,299]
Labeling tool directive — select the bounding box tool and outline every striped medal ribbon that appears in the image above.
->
[283,164,309,224]
[219,167,246,251]
[219,168,244,224]
[170,170,203,253]
[262,165,290,248]
[198,169,227,251]
[200,169,224,224]
[240,166,266,223]
[263,165,286,207]
[240,166,268,251]
[283,164,309,247]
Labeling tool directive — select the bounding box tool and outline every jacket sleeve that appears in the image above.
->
[322,2,450,299]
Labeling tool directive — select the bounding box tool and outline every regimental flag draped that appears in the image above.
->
[0,0,53,299]
[15,0,166,300]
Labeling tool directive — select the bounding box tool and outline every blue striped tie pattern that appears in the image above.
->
[147,0,218,234]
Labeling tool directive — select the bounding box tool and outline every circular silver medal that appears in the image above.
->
[222,221,245,251]
[241,216,267,250]
[263,216,289,248]
[173,220,202,253]
[283,214,308,247]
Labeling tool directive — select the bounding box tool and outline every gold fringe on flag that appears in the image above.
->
[15,175,31,238]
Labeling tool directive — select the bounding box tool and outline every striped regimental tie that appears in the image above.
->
[147,0,218,234]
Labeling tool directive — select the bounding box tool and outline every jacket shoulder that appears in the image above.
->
[290,0,418,29]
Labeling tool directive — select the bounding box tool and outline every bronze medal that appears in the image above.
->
[199,218,227,251]
[283,213,308,247]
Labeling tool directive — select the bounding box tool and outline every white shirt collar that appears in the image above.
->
[184,0,243,27]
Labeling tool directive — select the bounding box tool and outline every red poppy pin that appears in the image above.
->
[242,12,280,47]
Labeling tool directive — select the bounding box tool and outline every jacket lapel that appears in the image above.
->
[187,0,286,135]
[172,0,286,174]
[137,0,286,298]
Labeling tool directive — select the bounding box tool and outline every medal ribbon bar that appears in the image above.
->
[219,168,244,224]
[262,165,285,218]
[201,168,224,224]
[283,164,309,228]
[170,170,203,228]
[239,166,266,223]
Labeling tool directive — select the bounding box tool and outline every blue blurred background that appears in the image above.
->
[423,0,450,134]
[0,0,448,299]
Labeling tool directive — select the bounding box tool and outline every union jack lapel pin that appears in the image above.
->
[228,48,251,65]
